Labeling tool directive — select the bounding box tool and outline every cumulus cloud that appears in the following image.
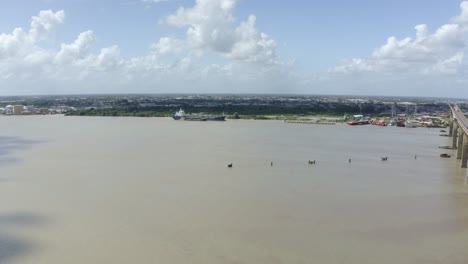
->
[0,9,125,84]
[29,10,65,41]
[55,30,95,64]
[228,15,277,63]
[107,0,287,91]
[95,46,122,69]
[332,2,467,77]
[0,10,64,61]
[0,28,32,60]
[451,1,468,27]
[163,0,278,64]
[0,3,292,95]
[3,1,468,97]
[151,37,186,55]
[0,10,67,84]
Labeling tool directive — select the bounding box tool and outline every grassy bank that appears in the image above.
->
[65,108,345,121]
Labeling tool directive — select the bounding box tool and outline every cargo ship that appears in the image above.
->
[173,109,226,121]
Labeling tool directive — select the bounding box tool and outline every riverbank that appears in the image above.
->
[65,109,347,122]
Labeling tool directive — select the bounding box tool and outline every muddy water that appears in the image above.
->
[0,116,467,264]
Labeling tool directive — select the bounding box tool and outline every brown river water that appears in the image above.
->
[0,116,467,264]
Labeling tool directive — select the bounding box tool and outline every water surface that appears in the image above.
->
[0,116,467,264]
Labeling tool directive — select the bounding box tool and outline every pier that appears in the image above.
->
[448,104,468,168]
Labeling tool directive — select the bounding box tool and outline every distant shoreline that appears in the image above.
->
[0,94,454,123]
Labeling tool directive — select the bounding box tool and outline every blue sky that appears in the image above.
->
[0,0,467,97]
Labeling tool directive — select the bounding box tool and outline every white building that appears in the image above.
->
[5,105,13,115]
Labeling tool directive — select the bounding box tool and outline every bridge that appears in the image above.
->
[448,104,468,168]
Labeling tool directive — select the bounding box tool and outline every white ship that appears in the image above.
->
[172,108,226,121]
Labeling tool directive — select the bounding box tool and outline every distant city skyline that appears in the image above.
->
[0,0,467,97]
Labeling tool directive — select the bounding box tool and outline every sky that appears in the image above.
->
[0,0,468,97]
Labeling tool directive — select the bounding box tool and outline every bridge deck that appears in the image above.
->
[450,105,468,135]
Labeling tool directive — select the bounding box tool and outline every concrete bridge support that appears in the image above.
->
[452,122,458,149]
[462,134,468,168]
[449,120,454,137]
[457,126,464,159]
[448,105,468,168]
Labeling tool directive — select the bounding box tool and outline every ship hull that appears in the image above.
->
[205,116,226,121]
[184,117,207,121]
[173,115,226,121]
[374,121,386,126]
[347,120,370,125]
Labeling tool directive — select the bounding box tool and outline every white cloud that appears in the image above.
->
[3,2,468,96]
[55,31,95,64]
[29,10,65,41]
[142,0,170,3]
[164,0,278,64]
[0,10,67,85]
[332,2,467,77]
[115,0,290,93]
[0,10,64,61]
[228,15,277,63]
[0,4,294,95]
[451,1,468,27]
[0,28,31,60]
[151,37,186,55]
[94,46,123,70]
[0,10,125,84]
[24,50,52,65]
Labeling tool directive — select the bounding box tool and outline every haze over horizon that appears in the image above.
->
[1,0,468,97]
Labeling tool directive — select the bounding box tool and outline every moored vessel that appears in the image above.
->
[396,120,405,127]
[173,108,226,121]
[347,120,370,125]
[374,120,386,126]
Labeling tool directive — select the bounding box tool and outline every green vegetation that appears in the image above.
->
[66,105,351,119]
[66,107,349,121]
[60,96,450,120]
[67,108,174,117]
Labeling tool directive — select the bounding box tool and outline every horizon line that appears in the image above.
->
[0,93,465,101]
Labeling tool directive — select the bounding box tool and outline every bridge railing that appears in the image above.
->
[450,104,468,136]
